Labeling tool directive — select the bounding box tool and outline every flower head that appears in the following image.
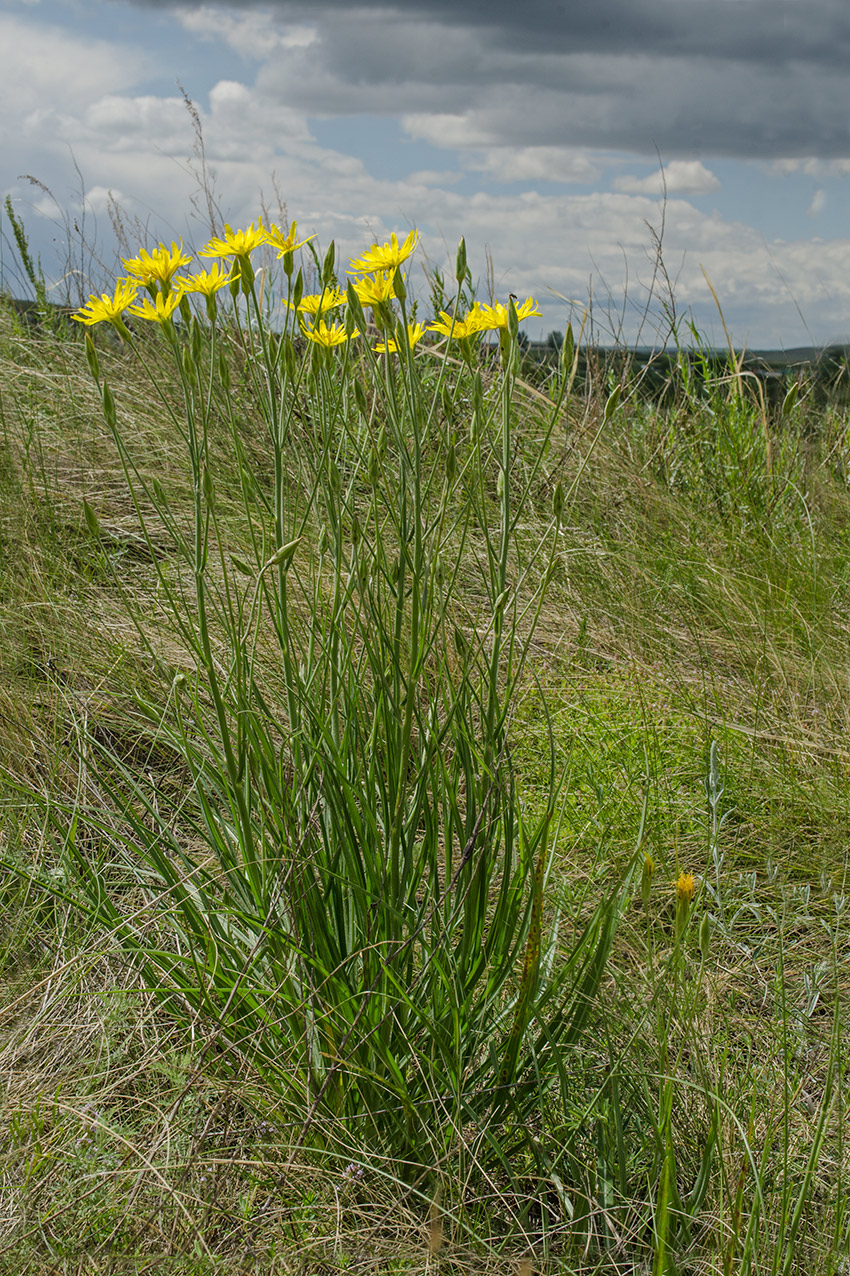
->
[300,318,358,348]
[127,290,182,324]
[200,221,268,260]
[176,263,239,297]
[374,321,427,354]
[676,872,696,907]
[429,305,487,342]
[351,270,398,309]
[73,279,140,327]
[348,229,419,275]
[266,220,315,257]
[474,296,542,332]
[285,287,347,318]
[123,240,192,287]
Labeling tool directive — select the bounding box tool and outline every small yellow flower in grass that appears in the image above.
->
[200,221,268,260]
[474,296,542,332]
[429,305,487,341]
[374,321,427,354]
[176,263,239,297]
[300,318,358,348]
[676,872,696,907]
[123,240,192,287]
[351,270,398,308]
[127,290,182,324]
[348,229,419,275]
[674,871,696,941]
[285,287,347,317]
[73,278,140,327]
[266,220,315,257]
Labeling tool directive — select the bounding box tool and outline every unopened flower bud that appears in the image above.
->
[85,333,100,382]
[322,240,336,285]
[455,237,467,285]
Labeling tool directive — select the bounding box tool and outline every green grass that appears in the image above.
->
[0,243,848,1275]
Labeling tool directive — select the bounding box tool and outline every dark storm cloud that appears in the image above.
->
[160,0,850,159]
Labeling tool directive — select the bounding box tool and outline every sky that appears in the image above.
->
[3,0,850,347]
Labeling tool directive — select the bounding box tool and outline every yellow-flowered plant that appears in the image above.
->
[267,220,315,257]
[351,271,398,309]
[475,297,541,331]
[127,290,183,324]
[285,288,347,317]
[72,278,140,327]
[176,263,239,297]
[374,321,427,354]
[429,305,488,341]
[63,219,626,1223]
[200,221,268,261]
[123,240,192,288]
[348,229,419,275]
[300,318,357,347]
[676,872,696,907]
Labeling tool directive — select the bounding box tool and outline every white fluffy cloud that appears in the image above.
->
[613,161,721,197]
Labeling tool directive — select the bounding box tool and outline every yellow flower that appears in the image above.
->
[429,305,487,341]
[285,288,347,317]
[127,291,183,324]
[348,229,419,275]
[676,872,696,906]
[351,271,398,308]
[300,318,357,348]
[266,220,315,256]
[200,221,268,260]
[123,240,192,287]
[72,278,140,327]
[374,321,427,354]
[176,263,239,297]
[474,296,542,332]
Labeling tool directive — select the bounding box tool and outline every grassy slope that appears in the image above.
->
[0,305,847,1273]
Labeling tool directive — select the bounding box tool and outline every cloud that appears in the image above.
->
[613,161,721,197]
[175,6,317,59]
[131,0,850,159]
[808,188,827,217]
[5,5,850,348]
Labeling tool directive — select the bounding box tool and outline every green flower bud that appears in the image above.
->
[346,282,366,332]
[83,498,101,539]
[508,296,519,339]
[101,382,117,429]
[85,333,100,382]
[292,268,304,312]
[441,385,453,422]
[393,270,407,304]
[699,912,711,959]
[182,346,197,387]
[455,237,467,285]
[322,240,336,285]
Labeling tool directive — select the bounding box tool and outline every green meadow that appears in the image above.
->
[0,216,848,1275]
